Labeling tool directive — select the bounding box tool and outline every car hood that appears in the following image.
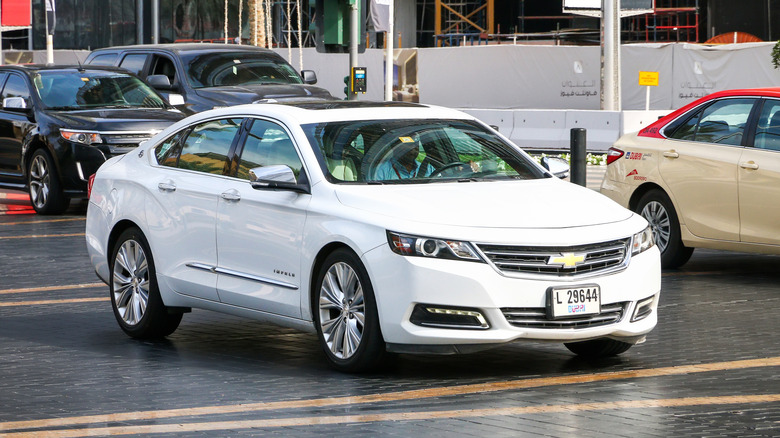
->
[334,179,633,229]
[47,108,186,131]
[194,83,334,104]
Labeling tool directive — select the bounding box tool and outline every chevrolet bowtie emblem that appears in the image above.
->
[548,253,586,268]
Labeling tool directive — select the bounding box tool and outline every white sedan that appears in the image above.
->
[85,102,660,372]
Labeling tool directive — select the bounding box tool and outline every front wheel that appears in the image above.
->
[110,227,182,339]
[564,338,632,358]
[635,189,693,269]
[28,148,69,215]
[313,248,386,372]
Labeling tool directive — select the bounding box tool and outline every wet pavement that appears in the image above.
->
[0,187,778,437]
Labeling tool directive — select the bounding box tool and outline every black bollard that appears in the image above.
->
[570,128,587,187]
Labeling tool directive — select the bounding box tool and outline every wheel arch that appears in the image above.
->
[107,219,143,267]
[628,182,667,212]
[307,241,355,316]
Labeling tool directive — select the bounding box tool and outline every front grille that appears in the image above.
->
[101,132,156,145]
[477,238,630,277]
[502,302,627,329]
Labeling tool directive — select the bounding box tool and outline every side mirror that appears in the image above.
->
[147,74,176,90]
[167,93,185,106]
[541,156,570,179]
[249,165,310,194]
[3,97,28,111]
[301,70,317,85]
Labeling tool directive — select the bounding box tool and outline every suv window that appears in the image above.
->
[150,56,177,85]
[1,74,31,106]
[237,119,302,180]
[90,53,118,66]
[177,118,242,175]
[119,54,148,76]
[668,98,756,146]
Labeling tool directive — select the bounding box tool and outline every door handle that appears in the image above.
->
[740,161,759,170]
[221,190,241,202]
[157,181,176,192]
[663,150,679,158]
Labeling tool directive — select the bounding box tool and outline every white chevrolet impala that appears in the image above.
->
[85,101,660,372]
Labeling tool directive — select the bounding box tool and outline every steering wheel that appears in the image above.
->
[430,161,470,177]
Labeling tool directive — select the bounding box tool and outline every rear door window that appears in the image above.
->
[119,54,149,76]
[89,53,118,66]
[177,118,243,175]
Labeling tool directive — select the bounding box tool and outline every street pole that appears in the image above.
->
[348,0,358,100]
[601,0,620,111]
[385,0,393,101]
[137,0,144,44]
[152,0,159,44]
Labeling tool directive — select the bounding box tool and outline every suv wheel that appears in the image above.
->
[28,149,69,215]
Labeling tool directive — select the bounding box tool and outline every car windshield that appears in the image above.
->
[302,119,545,184]
[180,52,303,88]
[34,70,167,110]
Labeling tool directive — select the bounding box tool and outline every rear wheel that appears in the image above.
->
[313,248,386,372]
[564,338,632,358]
[110,227,182,339]
[28,149,69,215]
[635,189,693,268]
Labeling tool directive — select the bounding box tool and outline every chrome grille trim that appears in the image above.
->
[476,238,631,278]
[502,302,627,329]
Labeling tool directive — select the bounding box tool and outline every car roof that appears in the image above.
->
[0,64,137,74]
[197,101,477,126]
[702,87,780,99]
[90,43,279,56]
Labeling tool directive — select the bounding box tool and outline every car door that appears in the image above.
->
[738,98,780,245]
[146,117,244,302]
[0,73,31,180]
[215,118,310,318]
[659,98,757,242]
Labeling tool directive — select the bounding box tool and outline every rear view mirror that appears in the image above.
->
[3,97,28,111]
[541,156,570,179]
[301,70,317,85]
[147,74,175,90]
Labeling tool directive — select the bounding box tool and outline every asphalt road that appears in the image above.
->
[0,188,778,437]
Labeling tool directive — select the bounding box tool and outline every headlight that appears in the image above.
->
[60,129,102,145]
[631,225,655,255]
[387,231,483,262]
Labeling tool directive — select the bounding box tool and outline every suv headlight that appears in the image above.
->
[387,231,483,262]
[60,129,102,145]
[631,225,655,255]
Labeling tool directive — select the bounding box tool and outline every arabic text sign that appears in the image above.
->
[639,71,659,87]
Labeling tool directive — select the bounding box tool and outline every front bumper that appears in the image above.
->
[363,243,660,349]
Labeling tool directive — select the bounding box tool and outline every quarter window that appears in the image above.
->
[177,118,242,175]
[155,131,186,167]
[754,100,780,152]
[237,119,302,180]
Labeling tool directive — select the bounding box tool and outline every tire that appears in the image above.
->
[313,248,386,372]
[109,227,182,339]
[27,148,69,215]
[564,338,632,358]
[635,189,693,269]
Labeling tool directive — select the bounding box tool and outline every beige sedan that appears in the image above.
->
[601,88,780,268]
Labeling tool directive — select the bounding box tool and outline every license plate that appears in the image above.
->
[547,285,601,319]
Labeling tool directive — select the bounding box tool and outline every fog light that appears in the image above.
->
[410,304,489,330]
[631,295,656,322]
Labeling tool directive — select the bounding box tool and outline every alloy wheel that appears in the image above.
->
[640,200,671,253]
[318,262,366,359]
[112,239,150,326]
[29,154,50,209]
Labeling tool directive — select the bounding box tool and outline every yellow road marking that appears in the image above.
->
[1,356,778,432]
[0,297,107,307]
[0,283,105,295]
[0,217,85,226]
[0,233,85,240]
[4,394,779,437]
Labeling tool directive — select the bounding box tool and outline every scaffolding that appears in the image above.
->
[638,0,700,43]
[434,0,494,47]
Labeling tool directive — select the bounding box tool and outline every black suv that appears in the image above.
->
[0,65,186,214]
[86,44,334,114]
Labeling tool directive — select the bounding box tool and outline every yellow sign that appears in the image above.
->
[638,71,659,87]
